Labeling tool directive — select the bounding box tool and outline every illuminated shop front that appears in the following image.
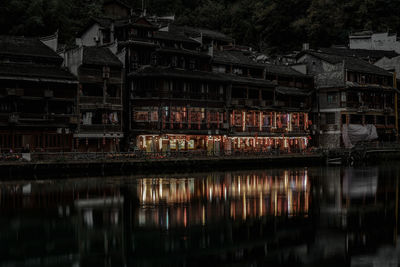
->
[227,136,309,152]
[137,134,224,153]
[137,134,310,153]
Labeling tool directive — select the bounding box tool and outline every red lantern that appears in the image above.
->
[102,137,106,145]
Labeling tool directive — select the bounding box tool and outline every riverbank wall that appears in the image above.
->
[0,154,324,180]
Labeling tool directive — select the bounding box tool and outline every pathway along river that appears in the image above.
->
[0,164,399,267]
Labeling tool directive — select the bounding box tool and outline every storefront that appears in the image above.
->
[137,134,309,154]
[226,136,309,153]
[137,135,224,154]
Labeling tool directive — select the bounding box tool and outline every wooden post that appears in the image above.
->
[394,72,398,141]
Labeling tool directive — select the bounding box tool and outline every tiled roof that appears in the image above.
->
[319,47,399,60]
[228,74,276,87]
[0,35,62,63]
[265,64,310,78]
[213,50,265,68]
[153,31,200,45]
[0,63,76,81]
[83,47,122,67]
[156,47,210,58]
[299,50,393,77]
[169,24,233,42]
[103,0,132,9]
[276,86,311,96]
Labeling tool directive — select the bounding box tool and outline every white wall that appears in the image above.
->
[62,47,83,76]
[80,24,101,47]
[350,32,400,53]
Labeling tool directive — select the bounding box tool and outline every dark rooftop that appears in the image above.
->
[213,50,265,69]
[103,0,132,9]
[228,74,276,87]
[153,31,200,45]
[0,62,76,81]
[83,47,123,67]
[0,35,62,63]
[265,64,311,78]
[276,86,311,96]
[319,47,399,61]
[169,24,233,42]
[156,47,210,58]
[299,50,393,77]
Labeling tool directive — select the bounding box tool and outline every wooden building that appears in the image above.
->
[0,36,78,152]
[212,48,313,153]
[63,46,124,152]
[297,50,397,148]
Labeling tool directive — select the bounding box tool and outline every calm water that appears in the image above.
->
[0,165,399,267]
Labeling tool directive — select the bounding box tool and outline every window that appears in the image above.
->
[376,116,385,125]
[350,115,362,124]
[365,115,374,124]
[326,113,335,124]
[341,114,347,124]
[327,92,337,104]
[248,89,259,99]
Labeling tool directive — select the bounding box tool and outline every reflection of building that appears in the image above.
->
[0,180,124,267]
[135,170,310,228]
[75,197,125,266]
[2,165,397,267]
[312,166,398,262]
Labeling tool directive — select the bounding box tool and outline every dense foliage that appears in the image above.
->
[1,0,400,53]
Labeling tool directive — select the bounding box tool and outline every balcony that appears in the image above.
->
[274,101,285,107]
[80,96,122,106]
[80,124,121,132]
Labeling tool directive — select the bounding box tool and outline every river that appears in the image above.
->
[0,164,399,267]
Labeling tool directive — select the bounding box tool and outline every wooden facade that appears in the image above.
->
[0,36,78,152]
[72,47,124,152]
[298,50,397,148]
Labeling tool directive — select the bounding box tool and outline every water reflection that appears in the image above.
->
[137,170,309,230]
[0,166,399,267]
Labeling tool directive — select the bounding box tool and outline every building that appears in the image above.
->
[76,0,313,154]
[319,46,400,76]
[349,31,400,54]
[297,50,397,148]
[0,36,78,152]
[211,48,312,153]
[63,46,124,152]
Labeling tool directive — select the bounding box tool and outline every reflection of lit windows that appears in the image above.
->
[83,209,93,228]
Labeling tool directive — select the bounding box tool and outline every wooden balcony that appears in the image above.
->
[79,96,122,106]
[80,124,122,132]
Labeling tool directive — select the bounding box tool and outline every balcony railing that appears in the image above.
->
[80,96,122,105]
[80,124,121,132]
